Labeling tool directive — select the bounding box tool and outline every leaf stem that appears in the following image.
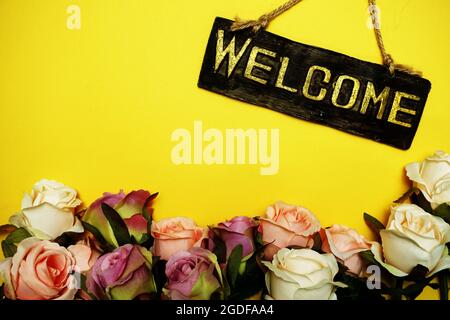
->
[438,271,449,301]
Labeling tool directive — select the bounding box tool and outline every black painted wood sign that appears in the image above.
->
[198,17,432,150]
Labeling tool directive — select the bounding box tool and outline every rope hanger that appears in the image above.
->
[230,0,422,77]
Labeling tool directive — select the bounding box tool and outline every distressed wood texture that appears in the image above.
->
[198,17,431,150]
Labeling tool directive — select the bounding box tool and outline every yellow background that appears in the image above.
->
[0,0,449,299]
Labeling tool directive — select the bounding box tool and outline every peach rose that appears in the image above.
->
[151,217,206,261]
[321,225,371,276]
[259,202,321,260]
[0,238,79,300]
[68,238,101,273]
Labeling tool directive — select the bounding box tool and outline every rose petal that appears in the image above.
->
[114,190,151,219]
[22,203,80,240]
[124,214,148,242]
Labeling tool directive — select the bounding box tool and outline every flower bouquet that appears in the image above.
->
[0,151,449,300]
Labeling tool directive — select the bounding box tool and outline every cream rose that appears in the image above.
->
[21,179,82,210]
[151,217,206,261]
[259,202,321,260]
[321,224,371,276]
[0,238,79,300]
[405,150,450,209]
[263,248,345,300]
[9,179,83,240]
[372,204,450,277]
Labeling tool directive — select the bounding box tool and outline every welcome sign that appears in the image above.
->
[198,17,432,150]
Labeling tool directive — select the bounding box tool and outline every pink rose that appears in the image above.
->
[0,238,78,300]
[151,217,206,261]
[259,202,321,260]
[321,224,371,276]
[82,190,155,247]
[213,216,257,260]
[86,244,156,300]
[164,247,222,300]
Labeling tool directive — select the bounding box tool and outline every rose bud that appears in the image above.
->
[259,202,321,260]
[164,247,222,300]
[213,216,257,260]
[83,190,154,247]
[86,244,156,300]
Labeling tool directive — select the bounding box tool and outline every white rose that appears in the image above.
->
[21,179,82,210]
[405,150,450,209]
[262,248,345,300]
[9,179,83,240]
[372,204,450,277]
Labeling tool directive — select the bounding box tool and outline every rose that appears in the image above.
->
[151,217,206,261]
[372,204,450,277]
[82,190,154,247]
[213,216,257,260]
[262,248,344,300]
[321,224,371,276]
[0,237,79,300]
[86,244,156,300]
[405,150,450,209]
[9,179,84,240]
[20,179,82,210]
[164,247,222,300]
[259,202,321,260]
[68,238,101,273]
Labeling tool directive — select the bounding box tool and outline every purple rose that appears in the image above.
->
[213,216,257,260]
[164,247,222,300]
[86,244,156,300]
[82,190,155,247]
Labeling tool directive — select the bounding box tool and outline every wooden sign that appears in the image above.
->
[198,17,431,150]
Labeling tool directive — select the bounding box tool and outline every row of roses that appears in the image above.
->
[0,150,449,300]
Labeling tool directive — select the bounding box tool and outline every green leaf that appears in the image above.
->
[427,283,440,290]
[142,192,158,220]
[152,257,167,296]
[312,231,322,252]
[438,271,449,301]
[406,264,429,281]
[227,256,265,300]
[433,203,450,224]
[212,233,227,264]
[5,228,32,244]
[0,224,17,236]
[402,282,428,300]
[78,274,97,300]
[54,232,83,247]
[254,231,263,247]
[81,221,115,252]
[359,250,378,265]
[1,240,17,258]
[137,233,151,245]
[411,191,433,214]
[226,244,243,289]
[394,188,417,204]
[101,203,131,246]
[363,213,385,238]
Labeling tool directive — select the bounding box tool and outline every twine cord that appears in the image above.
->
[368,0,421,76]
[231,0,421,76]
[231,0,302,32]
